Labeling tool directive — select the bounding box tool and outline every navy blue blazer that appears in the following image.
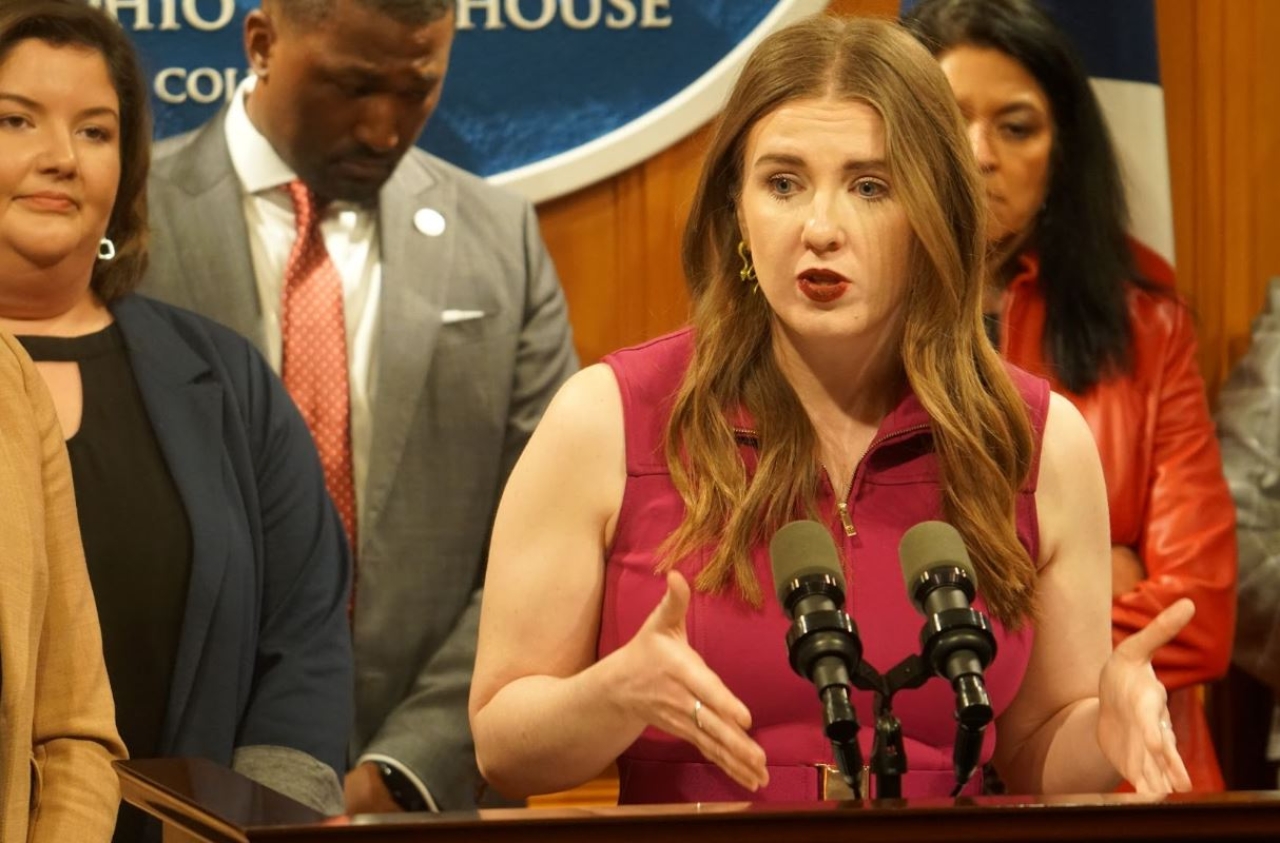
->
[111,293,353,776]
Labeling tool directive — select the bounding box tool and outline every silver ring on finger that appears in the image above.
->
[692,698,704,731]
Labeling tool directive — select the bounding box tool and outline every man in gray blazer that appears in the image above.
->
[142,0,578,813]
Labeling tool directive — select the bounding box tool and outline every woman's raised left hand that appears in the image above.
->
[1096,598,1195,794]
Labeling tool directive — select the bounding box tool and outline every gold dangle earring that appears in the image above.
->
[737,240,758,293]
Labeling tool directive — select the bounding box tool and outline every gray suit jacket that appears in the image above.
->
[1220,277,1280,692]
[143,109,578,809]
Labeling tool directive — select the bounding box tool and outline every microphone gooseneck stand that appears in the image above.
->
[790,621,995,799]
[851,608,997,799]
[849,655,928,799]
[784,589,939,800]
[773,520,998,800]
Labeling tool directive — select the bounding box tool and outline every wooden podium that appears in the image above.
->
[117,758,1280,842]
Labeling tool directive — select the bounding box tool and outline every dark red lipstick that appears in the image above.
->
[797,269,849,303]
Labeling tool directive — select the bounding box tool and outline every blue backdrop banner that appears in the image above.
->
[92,0,829,201]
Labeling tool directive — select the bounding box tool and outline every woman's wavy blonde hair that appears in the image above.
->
[664,14,1037,626]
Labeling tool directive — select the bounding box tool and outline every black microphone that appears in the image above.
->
[769,520,863,789]
[898,521,997,793]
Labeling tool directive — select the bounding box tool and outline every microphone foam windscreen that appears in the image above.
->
[769,520,845,605]
[898,521,978,591]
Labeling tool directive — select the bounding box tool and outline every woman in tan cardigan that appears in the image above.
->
[0,327,125,841]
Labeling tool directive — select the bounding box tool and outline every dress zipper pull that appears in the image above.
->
[836,501,856,536]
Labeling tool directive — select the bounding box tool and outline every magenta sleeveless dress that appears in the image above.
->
[598,329,1050,803]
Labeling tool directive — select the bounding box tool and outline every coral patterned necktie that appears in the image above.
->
[282,180,358,563]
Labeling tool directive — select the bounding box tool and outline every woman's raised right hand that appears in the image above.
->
[609,571,769,792]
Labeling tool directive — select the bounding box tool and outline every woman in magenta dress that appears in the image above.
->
[469,14,1191,803]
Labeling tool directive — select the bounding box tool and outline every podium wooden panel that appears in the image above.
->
[118,758,1280,843]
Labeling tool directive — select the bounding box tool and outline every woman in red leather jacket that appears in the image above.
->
[905,0,1237,791]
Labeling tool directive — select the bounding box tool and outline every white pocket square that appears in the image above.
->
[441,309,486,324]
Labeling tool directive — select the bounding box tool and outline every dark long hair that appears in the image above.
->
[0,0,151,303]
[904,0,1151,393]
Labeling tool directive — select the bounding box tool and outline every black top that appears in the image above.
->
[19,324,192,843]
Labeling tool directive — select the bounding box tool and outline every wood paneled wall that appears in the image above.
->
[537,0,1280,400]
[1158,0,1280,397]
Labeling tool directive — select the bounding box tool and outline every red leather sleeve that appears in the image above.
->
[1112,300,1238,690]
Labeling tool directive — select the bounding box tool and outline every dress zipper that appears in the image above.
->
[824,468,857,537]
[825,422,931,538]
[736,422,931,538]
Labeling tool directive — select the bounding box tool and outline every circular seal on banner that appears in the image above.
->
[116,0,830,203]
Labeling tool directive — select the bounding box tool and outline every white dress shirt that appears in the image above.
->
[224,76,380,522]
